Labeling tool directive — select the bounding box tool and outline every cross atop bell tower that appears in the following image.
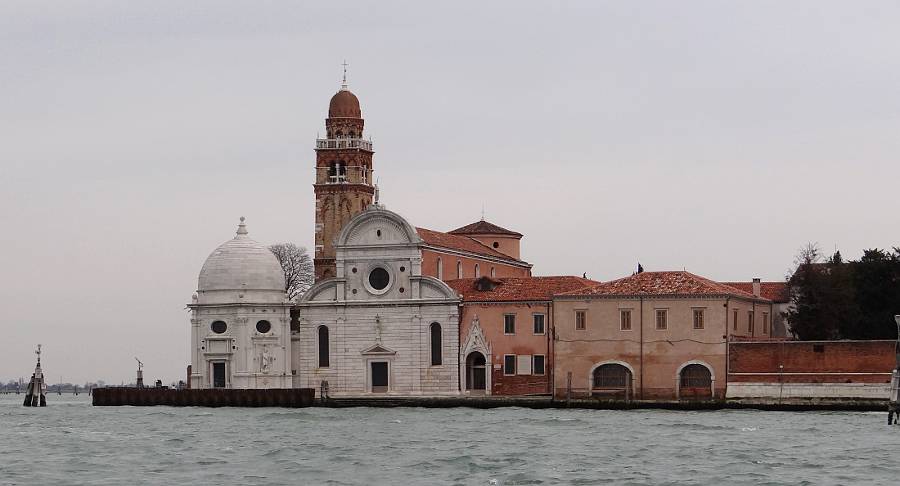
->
[313,66,376,281]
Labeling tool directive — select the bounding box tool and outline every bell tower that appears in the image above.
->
[313,66,375,280]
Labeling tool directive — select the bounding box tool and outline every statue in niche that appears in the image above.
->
[259,346,275,373]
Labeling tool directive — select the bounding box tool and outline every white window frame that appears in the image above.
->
[532,313,546,335]
[503,314,516,335]
[533,355,546,376]
[503,354,516,376]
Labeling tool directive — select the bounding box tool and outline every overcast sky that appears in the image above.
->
[2,1,898,384]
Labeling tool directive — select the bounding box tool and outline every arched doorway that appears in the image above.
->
[466,352,487,393]
[591,363,632,400]
[678,363,713,400]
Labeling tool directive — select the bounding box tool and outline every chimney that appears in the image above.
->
[752,278,761,298]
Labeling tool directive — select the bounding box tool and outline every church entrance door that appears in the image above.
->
[466,352,486,392]
[371,362,388,393]
[212,362,226,388]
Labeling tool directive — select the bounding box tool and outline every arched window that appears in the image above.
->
[680,364,711,388]
[490,267,496,278]
[457,261,463,279]
[474,264,480,278]
[430,323,442,365]
[437,258,443,280]
[317,326,329,368]
[593,363,631,389]
[328,161,346,183]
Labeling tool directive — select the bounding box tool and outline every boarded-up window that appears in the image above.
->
[317,326,329,368]
[430,322,442,365]
[503,355,516,375]
[516,355,532,375]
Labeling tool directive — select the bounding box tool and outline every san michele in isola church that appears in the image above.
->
[188,72,785,400]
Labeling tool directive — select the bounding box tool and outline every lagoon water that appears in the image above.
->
[2,394,899,485]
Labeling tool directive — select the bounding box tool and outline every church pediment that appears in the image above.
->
[361,344,396,355]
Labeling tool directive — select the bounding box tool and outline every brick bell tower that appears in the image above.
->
[313,66,375,281]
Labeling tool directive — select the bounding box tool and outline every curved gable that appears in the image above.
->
[419,276,459,300]
[336,206,422,247]
[299,279,338,303]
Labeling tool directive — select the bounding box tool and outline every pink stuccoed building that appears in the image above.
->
[553,271,773,400]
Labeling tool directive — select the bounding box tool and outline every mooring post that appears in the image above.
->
[566,372,572,406]
[889,315,900,425]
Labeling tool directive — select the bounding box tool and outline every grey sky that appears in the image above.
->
[2,1,898,384]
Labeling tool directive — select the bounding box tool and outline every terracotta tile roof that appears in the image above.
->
[416,227,526,263]
[448,219,522,238]
[721,281,790,303]
[561,271,768,301]
[447,276,599,302]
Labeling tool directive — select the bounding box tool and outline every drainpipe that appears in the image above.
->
[724,296,731,400]
[547,301,552,395]
[639,296,644,400]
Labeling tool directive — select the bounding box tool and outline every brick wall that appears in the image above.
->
[729,340,895,384]
[492,370,550,395]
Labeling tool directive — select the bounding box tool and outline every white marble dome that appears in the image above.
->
[197,218,285,300]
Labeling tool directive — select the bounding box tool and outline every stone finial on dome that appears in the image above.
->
[236,216,248,237]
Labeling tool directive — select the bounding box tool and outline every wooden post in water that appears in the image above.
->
[23,344,47,407]
[566,372,572,406]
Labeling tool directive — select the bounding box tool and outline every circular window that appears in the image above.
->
[369,267,390,291]
[492,242,500,248]
[256,320,271,333]
[352,267,358,273]
[211,321,227,334]
[400,266,406,272]
[399,287,405,293]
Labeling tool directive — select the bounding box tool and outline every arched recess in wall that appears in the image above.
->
[430,322,442,366]
[437,257,443,280]
[317,326,330,368]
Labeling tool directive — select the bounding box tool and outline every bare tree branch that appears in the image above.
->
[269,243,314,301]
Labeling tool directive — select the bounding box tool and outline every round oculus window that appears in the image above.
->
[256,320,271,333]
[211,321,227,334]
[368,267,390,291]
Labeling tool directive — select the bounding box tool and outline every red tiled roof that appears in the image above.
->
[561,271,768,301]
[448,219,522,238]
[721,281,789,303]
[416,227,526,263]
[447,276,599,302]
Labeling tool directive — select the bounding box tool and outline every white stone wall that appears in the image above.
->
[727,382,890,400]
[294,304,460,396]
[190,303,292,389]
[293,206,462,397]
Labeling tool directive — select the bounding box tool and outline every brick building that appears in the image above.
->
[446,276,596,396]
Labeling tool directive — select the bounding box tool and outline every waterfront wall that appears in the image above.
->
[727,340,894,399]
[92,387,315,407]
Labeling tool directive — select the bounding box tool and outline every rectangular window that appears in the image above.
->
[655,309,667,330]
[503,355,516,375]
[516,355,533,375]
[693,309,704,329]
[733,309,738,331]
[748,311,755,334]
[620,309,632,331]
[575,310,586,330]
[533,314,545,335]
[533,355,546,375]
[762,312,769,334]
[504,314,516,335]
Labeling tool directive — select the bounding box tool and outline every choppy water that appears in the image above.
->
[2,394,899,485]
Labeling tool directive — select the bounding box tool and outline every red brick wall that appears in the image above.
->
[491,370,550,395]
[421,249,530,281]
[729,340,895,384]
